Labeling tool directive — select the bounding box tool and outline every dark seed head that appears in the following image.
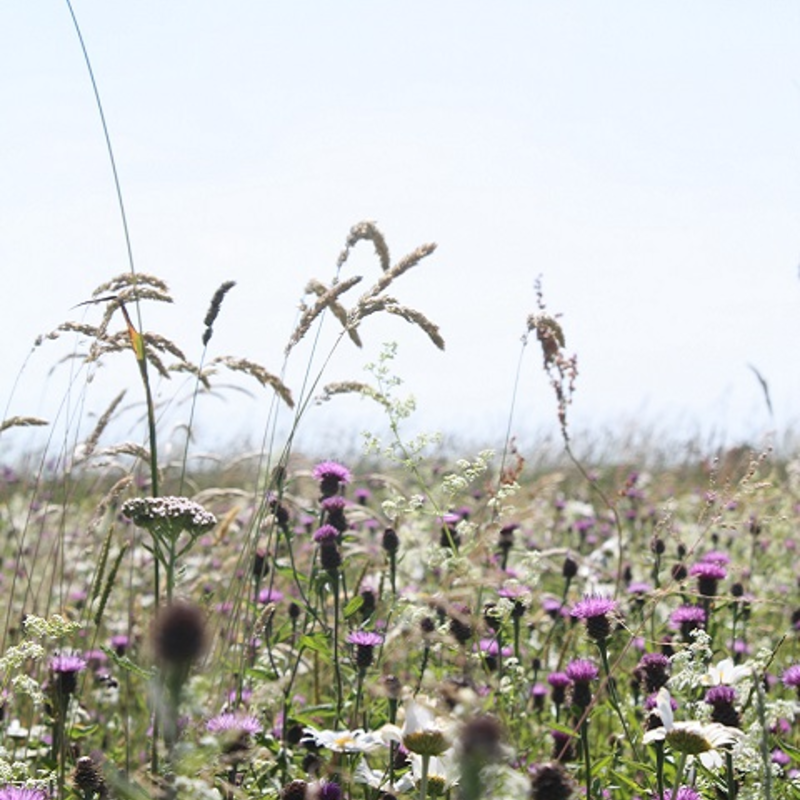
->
[152,602,207,669]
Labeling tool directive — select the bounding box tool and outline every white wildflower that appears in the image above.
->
[643,688,744,770]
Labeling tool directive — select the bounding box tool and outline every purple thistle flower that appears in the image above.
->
[347,630,384,648]
[321,495,349,534]
[354,487,371,504]
[700,549,731,565]
[317,782,342,800]
[0,789,48,800]
[348,630,382,670]
[547,672,572,707]
[664,789,702,800]
[566,658,598,708]
[313,524,340,543]
[627,581,652,595]
[689,561,727,596]
[477,638,513,671]
[705,684,741,727]
[782,664,800,694]
[571,595,617,642]
[258,587,285,604]
[207,712,262,735]
[313,461,351,498]
[670,604,706,639]
[634,652,670,693]
[772,748,792,767]
[566,658,599,683]
[542,596,567,619]
[50,655,87,674]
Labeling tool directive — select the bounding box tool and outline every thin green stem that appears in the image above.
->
[419,753,430,800]
[670,751,687,800]
[580,719,592,800]
[598,640,642,764]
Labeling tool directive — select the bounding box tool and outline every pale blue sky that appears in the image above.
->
[1,3,798,457]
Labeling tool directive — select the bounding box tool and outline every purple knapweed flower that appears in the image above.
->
[313,461,351,498]
[0,788,48,800]
[258,587,285,604]
[51,654,87,699]
[772,748,792,768]
[571,595,617,642]
[663,789,701,800]
[207,712,262,736]
[670,604,706,639]
[547,672,572,707]
[689,561,727,596]
[782,664,800,696]
[478,638,513,671]
[51,655,87,674]
[634,652,671,693]
[110,635,129,656]
[705,685,740,728]
[566,658,598,708]
[317,782,342,800]
[700,550,731,565]
[347,631,384,670]
[313,524,340,542]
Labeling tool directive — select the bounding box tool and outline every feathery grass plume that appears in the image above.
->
[202,280,236,346]
[212,356,294,408]
[79,389,127,460]
[168,360,213,390]
[0,416,48,433]
[383,304,445,350]
[85,332,175,378]
[89,442,151,462]
[337,220,391,271]
[361,242,437,301]
[316,381,392,409]
[350,297,445,350]
[305,279,363,347]
[45,321,105,342]
[91,271,170,297]
[285,275,363,354]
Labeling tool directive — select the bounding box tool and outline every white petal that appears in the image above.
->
[655,687,674,730]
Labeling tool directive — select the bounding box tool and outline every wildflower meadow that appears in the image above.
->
[1,216,799,800]
[2,9,799,800]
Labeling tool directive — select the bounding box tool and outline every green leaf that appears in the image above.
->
[343,595,364,619]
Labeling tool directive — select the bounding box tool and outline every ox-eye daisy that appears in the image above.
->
[302,726,384,754]
[643,688,743,770]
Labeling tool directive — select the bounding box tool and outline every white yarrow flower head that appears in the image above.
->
[302,726,385,754]
[643,688,744,769]
[701,657,750,687]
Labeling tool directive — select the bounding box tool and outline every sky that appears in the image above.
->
[0,3,798,461]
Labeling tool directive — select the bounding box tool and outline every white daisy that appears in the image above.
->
[410,750,460,792]
[302,725,385,754]
[643,688,743,770]
[700,657,750,687]
[382,697,454,757]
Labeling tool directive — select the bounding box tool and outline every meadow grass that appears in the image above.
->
[0,225,798,800]
[1,8,798,798]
